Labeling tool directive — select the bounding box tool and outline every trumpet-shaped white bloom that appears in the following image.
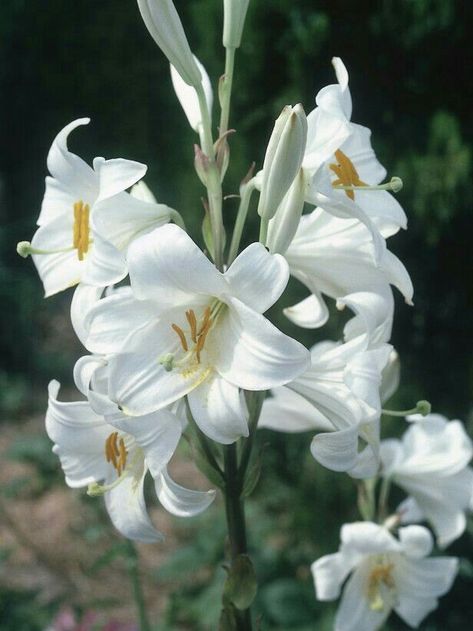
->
[25,119,173,296]
[46,379,215,543]
[259,292,393,477]
[81,224,310,444]
[380,413,473,547]
[312,522,458,631]
[304,58,407,241]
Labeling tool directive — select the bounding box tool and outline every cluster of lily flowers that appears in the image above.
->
[17,1,472,629]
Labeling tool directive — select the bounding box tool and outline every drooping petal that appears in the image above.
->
[187,373,248,444]
[213,296,310,390]
[310,425,360,473]
[225,243,289,313]
[394,557,458,627]
[127,224,226,308]
[155,469,216,517]
[283,291,329,329]
[73,355,108,397]
[45,381,109,488]
[311,552,352,601]
[104,468,164,543]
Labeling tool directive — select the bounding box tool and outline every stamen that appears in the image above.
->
[329,149,366,200]
[72,200,91,260]
[195,317,212,363]
[382,399,431,418]
[172,323,189,351]
[186,309,198,343]
[104,432,128,476]
[367,560,395,611]
[198,306,212,335]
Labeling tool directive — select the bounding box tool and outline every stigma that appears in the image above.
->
[330,149,403,197]
[73,200,90,260]
[171,306,214,365]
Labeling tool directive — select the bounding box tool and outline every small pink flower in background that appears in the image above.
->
[46,607,137,631]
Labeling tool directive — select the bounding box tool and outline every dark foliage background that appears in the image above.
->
[0,1,472,629]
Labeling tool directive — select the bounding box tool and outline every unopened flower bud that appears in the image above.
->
[223,0,251,49]
[266,168,307,254]
[137,0,202,87]
[194,144,210,186]
[257,104,307,222]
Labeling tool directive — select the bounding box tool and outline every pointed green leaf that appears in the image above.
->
[223,554,258,610]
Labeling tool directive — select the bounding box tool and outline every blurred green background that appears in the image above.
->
[0,0,472,629]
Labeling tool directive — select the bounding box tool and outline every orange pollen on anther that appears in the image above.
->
[171,307,213,364]
[105,432,128,476]
[329,149,367,201]
[172,323,189,352]
[72,200,90,260]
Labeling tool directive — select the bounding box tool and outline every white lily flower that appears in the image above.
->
[21,119,173,296]
[259,293,393,477]
[380,413,473,547]
[170,55,213,133]
[282,205,413,329]
[46,379,215,543]
[81,224,310,444]
[312,522,458,631]
[304,58,407,243]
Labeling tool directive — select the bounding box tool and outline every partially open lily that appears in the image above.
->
[46,379,215,543]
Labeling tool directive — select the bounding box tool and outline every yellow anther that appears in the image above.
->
[329,149,366,200]
[198,306,212,336]
[195,317,212,363]
[366,560,395,611]
[172,323,189,351]
[105,432,128,477]
[72,200,91,260]
[186,309,198,343]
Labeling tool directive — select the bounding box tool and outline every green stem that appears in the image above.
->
[125,540,152,631]
[377,477,392,523]
[224,443,253,630]
[238,390,265,484]
[196,86,225,271]
[228,180,256,264]
[259,216,268,245]
[219,47,236,136]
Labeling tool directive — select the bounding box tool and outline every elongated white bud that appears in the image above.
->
[137,0,201,87]
[266,168,307,255]
[170,56,213,132]
[257,104,307,222]
[223,0,251,48]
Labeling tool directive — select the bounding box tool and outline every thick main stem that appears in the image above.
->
[224,443,252,630]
